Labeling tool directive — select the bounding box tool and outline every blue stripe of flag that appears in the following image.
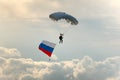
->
[39,43,54,53]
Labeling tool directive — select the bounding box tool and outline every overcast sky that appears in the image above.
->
[0,0,120,80]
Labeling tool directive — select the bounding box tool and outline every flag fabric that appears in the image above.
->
[39,40,56,57]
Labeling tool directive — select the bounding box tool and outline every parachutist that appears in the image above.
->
[59,33,64,44]
[49,12,78,44]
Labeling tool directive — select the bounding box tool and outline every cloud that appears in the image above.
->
[0,0,61,20]
[0,47,21,58]
[0,53,119,80]
[0,0,119,19]
[0,0,31,19]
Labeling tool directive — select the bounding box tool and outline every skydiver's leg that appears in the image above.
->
[59,41,60,44]
[61,40,63,43]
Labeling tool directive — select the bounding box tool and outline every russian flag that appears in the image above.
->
[39,40,56,57]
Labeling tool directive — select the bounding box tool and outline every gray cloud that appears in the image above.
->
[0,0,119,19]
[0,53,119,80]
[0,0,62,19]
[0,47,21,58]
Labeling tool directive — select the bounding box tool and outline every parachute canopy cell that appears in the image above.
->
[49,12,78,25]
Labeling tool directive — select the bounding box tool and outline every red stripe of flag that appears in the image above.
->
[39,47,52,57]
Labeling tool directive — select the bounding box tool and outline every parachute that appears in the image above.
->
[39,40,56,57]
[49,12,78,25]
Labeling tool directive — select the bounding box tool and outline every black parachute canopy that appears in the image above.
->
[49,12,78,25]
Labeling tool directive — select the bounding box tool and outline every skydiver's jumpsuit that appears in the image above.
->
[59,35,63,43]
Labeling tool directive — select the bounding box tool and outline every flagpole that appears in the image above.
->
[49,58,51,61]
